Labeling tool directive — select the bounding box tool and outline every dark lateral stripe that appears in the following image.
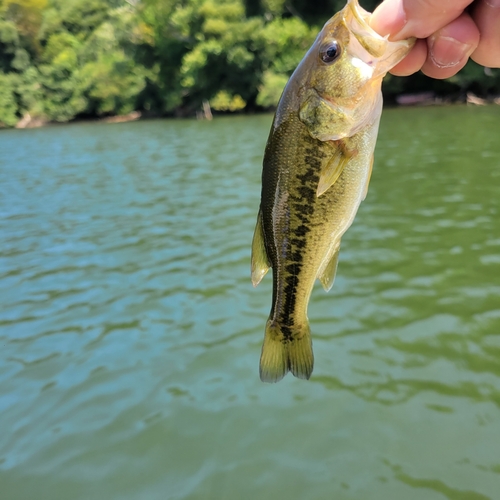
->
[278,151,321,332]
[290,238,306,249]
[295,224,310,236]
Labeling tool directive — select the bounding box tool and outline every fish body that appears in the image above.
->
[252,0,414,382]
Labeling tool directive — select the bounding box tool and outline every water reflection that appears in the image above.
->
[1,108,500,499]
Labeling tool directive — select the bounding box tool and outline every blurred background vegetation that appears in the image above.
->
[1,0,499,127]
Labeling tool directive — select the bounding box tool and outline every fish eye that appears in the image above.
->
[320,42,341,64]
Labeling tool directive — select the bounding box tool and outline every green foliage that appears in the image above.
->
[173,0,264,111]
[211,90,246,111]
[17,66,44,115]
[0,0,498,127]
[256,70,288,108]
[0,71,19,126]
[258,17,316,74]
[81,52,147,115]
[450,61,500,94]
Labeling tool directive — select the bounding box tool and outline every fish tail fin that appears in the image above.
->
[259,320,314,383]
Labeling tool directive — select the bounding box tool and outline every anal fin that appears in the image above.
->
[251,209,271,287]
[318,240,341,292]
[362,154,374,201]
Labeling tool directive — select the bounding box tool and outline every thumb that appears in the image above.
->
[370,0,475,39]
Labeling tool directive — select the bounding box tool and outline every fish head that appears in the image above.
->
[295,0,415,141]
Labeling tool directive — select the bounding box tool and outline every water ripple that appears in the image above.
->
[1,109,500,499]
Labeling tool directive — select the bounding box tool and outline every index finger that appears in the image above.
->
[370,0,475,39]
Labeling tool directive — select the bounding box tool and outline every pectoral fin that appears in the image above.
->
[318,240,341,292]
[317,142,355,197]
[251,209,271,287]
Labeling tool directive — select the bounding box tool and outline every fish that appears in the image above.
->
[251,0,414,383]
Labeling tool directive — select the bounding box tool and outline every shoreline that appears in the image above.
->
[4,93,500,131]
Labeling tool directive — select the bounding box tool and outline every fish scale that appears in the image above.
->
[251,0,414,382]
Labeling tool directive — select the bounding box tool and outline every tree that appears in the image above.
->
[0,0,498,127]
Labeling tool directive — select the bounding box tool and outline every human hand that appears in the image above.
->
[370,0,500,79]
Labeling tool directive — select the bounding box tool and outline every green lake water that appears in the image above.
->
[1,106,500,499]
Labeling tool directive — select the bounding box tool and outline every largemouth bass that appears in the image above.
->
[251,0,414,383]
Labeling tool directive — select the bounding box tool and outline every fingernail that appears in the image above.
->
[485,0,500,8]
[429,36,472,68]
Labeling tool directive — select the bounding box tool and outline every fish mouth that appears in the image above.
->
[344,0,415,74]
[345,0,389,58]
[346,0,373,30]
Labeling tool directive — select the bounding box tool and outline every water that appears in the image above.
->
[1,106,500,499]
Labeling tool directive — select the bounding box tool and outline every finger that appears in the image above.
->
[389,39,427,76]
[420,12,479,79]
[370,0,475,40]
[471,0,500,68]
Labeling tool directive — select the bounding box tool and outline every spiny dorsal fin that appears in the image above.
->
[318,240,341,292]
[251,209,271,287]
